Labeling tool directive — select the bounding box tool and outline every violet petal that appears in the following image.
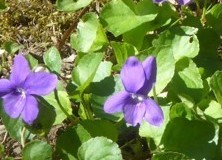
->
[104,91,130,113]
[153,0,166,3]
[10,54,31,86]
[176,0,191,5]
[0,79,14,97]
[123,101,146,126]
[144,98,163,126]
[23,72,58,96]
[138,56,157,95]
[120,57,145,93]
[2,93,26,118]
[21,95,39,125]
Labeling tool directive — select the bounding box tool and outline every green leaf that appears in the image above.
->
[26,98,56,135]
[176,58,203,88]
[43,46,62,73]
[206,4,222,35]
[71,13,108,53]
[153,26,199,61]
[2,41,23,54]
[194,29,222,77]
[161,118,217,160]
[204,100,222,123]
[123,2,176,49]
[0,0,7,12]
[26,54,38,69]
[210,71,222,105]
[91,75,124,122]
[56,0,93,12]
[92,61,112,82]
[111,42,137,66]
[43,90,72,125]
[56,124,91,160]
[146,46,175,95]
[80,120,118,142]
[0,101,24,142]
[152,152,190,160]
[22,141,52,160]
[72,52,104,91]
[169,103,193,120]
[139,106,170,145]
[100,0,157,36]
[78,137,122,160]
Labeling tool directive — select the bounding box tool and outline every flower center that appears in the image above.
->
[131,93,146,103]
[16,87,26,97]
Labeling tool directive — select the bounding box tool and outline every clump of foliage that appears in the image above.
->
[1,0,222,160]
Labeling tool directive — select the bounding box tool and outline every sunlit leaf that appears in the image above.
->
[71,13,108,53]
[56,0,93,12]
[72,52,104,92]
[43,47,62,74]
[100,0,157,36]
[23,141,52,160]
[78,137,122,160]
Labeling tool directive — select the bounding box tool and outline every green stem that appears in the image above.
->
[54,90,76,122]
[194,0,201,17]
[20,127,26,148]
[201,0,208,24]
[153,86,158,103]
[81,93,94,120]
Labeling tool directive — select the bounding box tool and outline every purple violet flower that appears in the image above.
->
[176,0,191,5]
[104,56,163,126]
[153,0,191,5]
[0,54,58,125]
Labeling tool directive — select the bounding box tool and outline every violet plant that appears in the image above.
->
[0,54,58,125]
[104,56,163,126]
[1,0,222,159]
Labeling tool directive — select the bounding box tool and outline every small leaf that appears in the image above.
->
[123,2,176,49]
[56,0,93,12]
[195,29,222,76]
[176,58,203,89]
[27,98,56,135]
[145,46,175,95]
[204,100,222,123]
[111,42,137,66]
[152,151,190,160]
[26,54,38,69]
[153,26,199,61]
[56,124,91,160]
[43,46,62,73]
[206,4,222,35]
[210,71,222,105]
[92,61,112,82]
[80,120,118,142]
[2,41,23,54]
[0,101,25,142]
[72,52,104,91]
[170,103,193,120]
[100,0,157,36]
[71,13,108,53]
[78,137,122,160]
[0,0,7,12]
[91,75,124,122]
[22,140,52,160]
[43,90,72,125]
